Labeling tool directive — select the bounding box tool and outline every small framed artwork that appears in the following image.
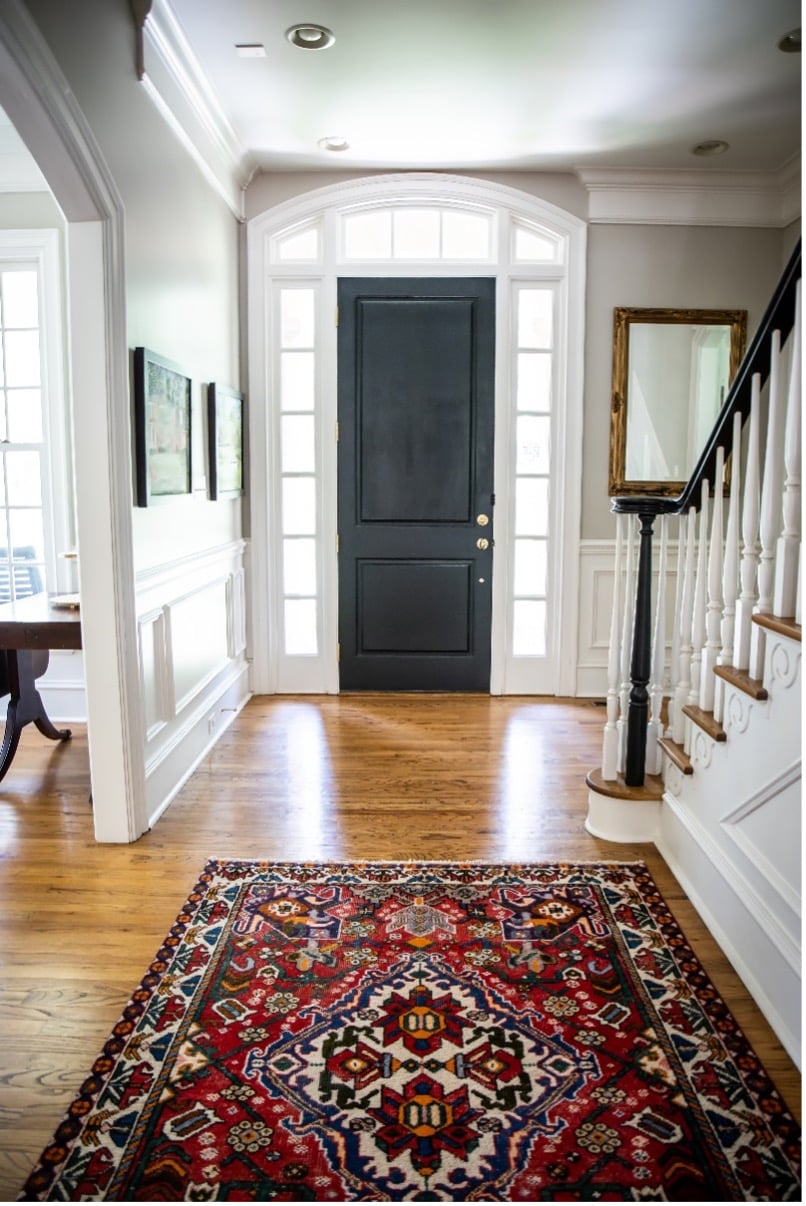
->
[133,347,193,506]
[207,383,244,500]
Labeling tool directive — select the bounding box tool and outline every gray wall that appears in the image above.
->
[583,224,784,536]
[23,0,242,571]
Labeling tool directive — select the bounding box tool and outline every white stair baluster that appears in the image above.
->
[686,482,709,749]
[645,513,668,774]
[666,512,686,738]
[700,450,724,713]
[774,280,801,619]
[750,329,785,678]
[601,514,624,781]
[715,412,742,724]
[617,517,636,775]
[733,374,762,671]
[673,506,696,746]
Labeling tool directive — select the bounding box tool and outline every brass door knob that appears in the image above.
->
[476,537,490,550]
[476,513,489,526]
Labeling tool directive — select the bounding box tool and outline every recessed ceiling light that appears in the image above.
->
[286,24,335,50]
[235,44,267,58]
[778,28,801,53]
[318,135,350,152]
[691,139,730,157]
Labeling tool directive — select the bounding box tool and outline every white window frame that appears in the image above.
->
[0,228,75,596]
[248,174,586,696]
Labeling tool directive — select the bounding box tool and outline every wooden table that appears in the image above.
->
[0,592,82,783]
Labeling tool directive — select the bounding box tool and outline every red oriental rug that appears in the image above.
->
[20,861,800,1201]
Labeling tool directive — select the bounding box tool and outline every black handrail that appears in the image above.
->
[609,240,801,786]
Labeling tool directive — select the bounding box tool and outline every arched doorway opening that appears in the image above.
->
[248,174,586,696]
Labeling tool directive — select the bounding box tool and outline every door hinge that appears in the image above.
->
[337,642,341,662]
[335,305,339,327]
[491,493,496,507]
[335,420,340,442]
[336,532,340,553]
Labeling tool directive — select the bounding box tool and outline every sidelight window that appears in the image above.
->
[278,286,319,656]
[511,284,555,657]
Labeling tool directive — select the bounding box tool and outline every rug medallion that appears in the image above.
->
[20,861,800,1201]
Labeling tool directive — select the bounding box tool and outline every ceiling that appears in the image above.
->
[166,0,802,175]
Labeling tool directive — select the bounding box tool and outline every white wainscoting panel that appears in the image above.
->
[576,538,680,697]
[136,540,250,826]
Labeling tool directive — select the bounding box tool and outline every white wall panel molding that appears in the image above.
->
[576,538,680,696]
[578,164,800,227]
[140,0,253,219]
[658,794,801,1068]
[135,540,250,822]
[720,759,802,923]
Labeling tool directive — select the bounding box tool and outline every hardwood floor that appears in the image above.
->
[0,694,800,1197]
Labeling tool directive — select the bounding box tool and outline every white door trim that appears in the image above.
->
[0,0,147,841]
[248,173,586,696]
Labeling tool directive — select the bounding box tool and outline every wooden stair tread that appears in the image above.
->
[658,737,693,774]
[586,767,664,801]
[752,612,801,643]
[681,704,727,741]
[713,664,769,700]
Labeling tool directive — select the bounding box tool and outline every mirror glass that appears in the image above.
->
[609,307,746,496]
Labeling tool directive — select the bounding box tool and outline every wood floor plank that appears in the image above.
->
[0,694,799,1200]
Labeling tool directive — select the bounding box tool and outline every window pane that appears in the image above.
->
[517,352,552,411]
[281,415,316,473]
[2,270,38,327]
[12,557,44,598]
[276,224,319,261]
[284,598,318,656]
[513,538,547,596]
[518,290,553,349]
[343,211,392,259]
[281,352,315,412]
[3,330,40,386]
[513,599,546,656]
[393,209,440,258]
[442,210,491,259]
[8,507,44,561]
[514,224,558,262]
[7,388,43,443]
[282,477,316,535]
[516,415,550,474]
[283,537,317,595]
[515,477,549,536]
[5,450,41,505]
[280,290,315,348]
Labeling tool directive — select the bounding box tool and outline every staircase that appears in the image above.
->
[586,243,802,1069]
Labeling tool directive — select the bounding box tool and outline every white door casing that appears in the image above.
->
[248,174,586,697]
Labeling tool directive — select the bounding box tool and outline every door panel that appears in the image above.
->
[338,278,495,690]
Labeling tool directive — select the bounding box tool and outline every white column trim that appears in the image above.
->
[0,0,147,841]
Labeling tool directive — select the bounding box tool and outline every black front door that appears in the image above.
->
[337,277,495,690]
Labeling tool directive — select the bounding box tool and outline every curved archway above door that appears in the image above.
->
[247,173,586,696]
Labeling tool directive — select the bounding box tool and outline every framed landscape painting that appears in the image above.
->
[133,347,193,506]
[207,383,244,500]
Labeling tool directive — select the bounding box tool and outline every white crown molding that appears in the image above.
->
[578,163,801,227]
[141,0,254,220]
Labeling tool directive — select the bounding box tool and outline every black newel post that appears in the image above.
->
[625,510,656,786]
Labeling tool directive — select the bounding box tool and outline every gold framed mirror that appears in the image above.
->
[609,307,747,496]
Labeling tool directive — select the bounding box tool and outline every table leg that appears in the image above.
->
[0,649,72,783]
